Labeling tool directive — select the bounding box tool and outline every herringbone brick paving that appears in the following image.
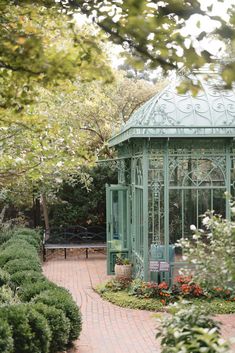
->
[43,252,235,353]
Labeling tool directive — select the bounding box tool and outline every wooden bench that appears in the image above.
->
[43,225,106,261]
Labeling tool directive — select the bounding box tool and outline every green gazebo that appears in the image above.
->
[106,72,235,282]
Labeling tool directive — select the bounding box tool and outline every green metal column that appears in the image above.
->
[106,183,111,275]
[143,141,149,280]
[131,157,136,255]
[164,140,170,264]
[226,141,232,220]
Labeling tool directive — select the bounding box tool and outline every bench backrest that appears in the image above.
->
[45,225,106,244]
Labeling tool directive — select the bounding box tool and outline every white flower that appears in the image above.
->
[202,216,210,226]
[190,224,196,231]
[231,207,235,214]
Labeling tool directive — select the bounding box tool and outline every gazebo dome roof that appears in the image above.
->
[109,73,235,147]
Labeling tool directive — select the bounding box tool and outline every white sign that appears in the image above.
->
[149,261,170,272]
[149,261,160,272]
[159,261,170,272]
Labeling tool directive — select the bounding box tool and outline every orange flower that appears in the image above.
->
[160,299,166,305]
[214,287,222,292]
[175,275,192,284]
[192,284,203,296]
[158,281,168,290]
[181,284,191,294]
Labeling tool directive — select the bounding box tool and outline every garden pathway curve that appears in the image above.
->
[43,252,235,353]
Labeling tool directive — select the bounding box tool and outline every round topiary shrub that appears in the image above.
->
[15,233,41,252]
[0,318,14,353]
[18,280,58,302]
[0,228,15,245]
[0,304,51,353]
[0,285,18,305]
[0,268,10,286]
[0,244,38,267]
[33,302,70,353]
[33,288,82,342]
[3,258,42,275]
[27,306,51,353]
[10,270,45,287]
[1,236,40,253]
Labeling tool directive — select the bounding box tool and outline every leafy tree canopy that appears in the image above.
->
[0,0,112,112]
[0,0,113,186]
[60,0,235,88]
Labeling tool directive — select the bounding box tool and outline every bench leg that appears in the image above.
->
[86,248,88,259]
[64,248,67,259]
[43,246,46,261]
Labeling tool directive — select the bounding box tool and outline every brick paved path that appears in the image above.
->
[43,252,235,353]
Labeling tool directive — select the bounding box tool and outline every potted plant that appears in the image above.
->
[114,255,132,279]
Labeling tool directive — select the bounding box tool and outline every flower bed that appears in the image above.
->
[96,276,235,314]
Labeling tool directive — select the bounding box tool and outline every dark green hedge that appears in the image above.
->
[0,227,82,353]
[33,303,70,353]
[0,318,14,353]
[33,288,82,342]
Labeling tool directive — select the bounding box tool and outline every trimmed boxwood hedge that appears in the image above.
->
[0,228,15,246]
[33,303,70,353]
[10,270,45,287]
[3,259,42,275]
[18,280,58,302]
[33,288,82,342]
[0,318,14,353]
[0,245,38,267]
[0,304,51,353]
[0,227,82,353]
[0,268,11,286]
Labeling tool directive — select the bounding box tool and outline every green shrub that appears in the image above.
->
[156,304,230,353]
[0,285,18,305]
[1,236,40,253]
[0,318,14,353]
[102,278,131,292]
[0,244,38,267]
[0,228,15,245]
[33,288,82,342]
[16,234,41,251]
[14,227,42,240]
[0,268,10,286]
[0,304,51,353]
[27,306,51,353]
[178,212,235,289]
[10,270,45,287]
[13,228,42,250]
[3,258,42,275]
[33,302,70,353]
[18,280,58,302]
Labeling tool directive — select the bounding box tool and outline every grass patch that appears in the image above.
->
[96,285,235,314]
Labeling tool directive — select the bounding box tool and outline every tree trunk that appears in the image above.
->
[40,193,50,240]
[33,196,41,228]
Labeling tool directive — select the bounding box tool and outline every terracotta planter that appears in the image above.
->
[114,264,132,279]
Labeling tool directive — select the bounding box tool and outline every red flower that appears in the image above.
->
[214,287,222,292]
[181,284,191,294]
[192,284,203,296]
[175,275,192,284]
[158,281,168,290]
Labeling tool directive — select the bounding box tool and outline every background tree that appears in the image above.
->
[0,1,113,231]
